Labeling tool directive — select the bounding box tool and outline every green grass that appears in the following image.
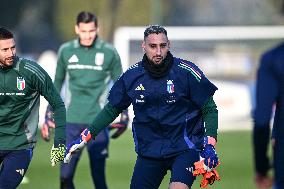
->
[18,130,270,189]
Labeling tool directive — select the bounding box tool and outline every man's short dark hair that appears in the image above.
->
[144,25,167,40]
[76,11,98,27]
[0,27,14,40]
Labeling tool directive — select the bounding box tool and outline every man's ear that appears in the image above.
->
[75,25,79,35]
[141,41,145,52]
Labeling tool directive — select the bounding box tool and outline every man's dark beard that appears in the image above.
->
[0,56,16,69]
[142,51,173,78]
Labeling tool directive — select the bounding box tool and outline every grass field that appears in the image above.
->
[18,130,271,189]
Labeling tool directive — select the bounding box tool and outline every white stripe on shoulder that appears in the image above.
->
[128,63,139,70]
[24,62,45,83]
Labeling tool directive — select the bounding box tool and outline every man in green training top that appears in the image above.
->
[0,27,66,189]
[41,11,128,189]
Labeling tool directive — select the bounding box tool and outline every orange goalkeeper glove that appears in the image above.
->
[193,160,221,188]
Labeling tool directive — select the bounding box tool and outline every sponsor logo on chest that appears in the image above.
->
[67,53,105,71]
[135,84,145,103]
[68,54,79,63]
[135,84,145,91]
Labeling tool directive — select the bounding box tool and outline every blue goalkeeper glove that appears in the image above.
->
[64,128,92,163]
[50,142,66,166]
[109,110,129,139]
[41,106,55,141]
[200,136,219,170]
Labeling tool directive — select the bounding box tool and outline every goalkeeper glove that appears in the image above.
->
[50,143,66,166]
[193,160,221,188]
[200,136,219,169]
[64,128,92,163]
[41,106,55,141]
[193,136,220,188]
[109,110,129,139]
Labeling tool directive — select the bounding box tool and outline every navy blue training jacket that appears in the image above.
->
[108,57,217,158]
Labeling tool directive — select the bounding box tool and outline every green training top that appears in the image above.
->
[0,57,66,150]
[54,37,123,124]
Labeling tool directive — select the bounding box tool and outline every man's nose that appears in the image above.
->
[86,32,92,39]
[156,47,162,55]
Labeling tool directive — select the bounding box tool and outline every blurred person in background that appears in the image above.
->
[253,42,284,189]
[64,25,220,189]
[41,11,128,189]
[0,27,66,189]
